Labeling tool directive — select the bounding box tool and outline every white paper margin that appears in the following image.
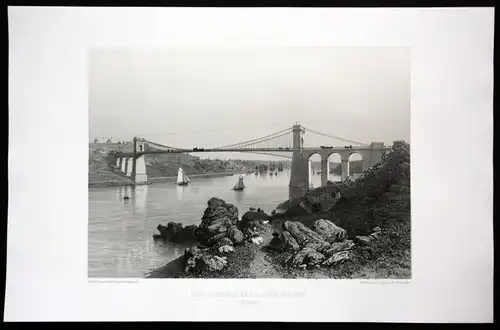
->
[6,7,494,322]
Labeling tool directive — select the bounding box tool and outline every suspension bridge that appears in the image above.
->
[110,124,391,199]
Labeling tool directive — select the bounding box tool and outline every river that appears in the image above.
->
[88,171,340,278]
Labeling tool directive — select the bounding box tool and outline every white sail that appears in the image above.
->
[177,168,186,185]
[183,171,190,183]
[233,176,245,190]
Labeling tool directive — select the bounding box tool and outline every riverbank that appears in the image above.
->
[89,171,243,188]
[147,171,241,183]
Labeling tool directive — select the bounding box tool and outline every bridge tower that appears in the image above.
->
[289,124,307,200]
[131,137,148,185]
[132,137,137,183]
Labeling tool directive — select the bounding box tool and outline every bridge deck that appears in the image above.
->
[114,146,390,157]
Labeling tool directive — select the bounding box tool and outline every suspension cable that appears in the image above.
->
[144,140,181,151]
[235,130,293,149]
[214,127,292,149]
[302,126,368,145]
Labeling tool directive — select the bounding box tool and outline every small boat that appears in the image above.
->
[176,167,190,186]
[233,175,246,191]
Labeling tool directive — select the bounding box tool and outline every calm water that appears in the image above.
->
[88,171,340,278]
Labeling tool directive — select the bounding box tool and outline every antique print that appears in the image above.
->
[88,47,411,279]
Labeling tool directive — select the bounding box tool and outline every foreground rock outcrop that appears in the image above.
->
[272,219,385,270]
[195,197,241,246]
[270,219,355,269]
[313,219,347,243]
[180,198,275,275]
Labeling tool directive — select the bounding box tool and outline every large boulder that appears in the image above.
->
[153,222,198,242]
[283,221,330,252]
[313,219,347,243]
[196,198,239,246]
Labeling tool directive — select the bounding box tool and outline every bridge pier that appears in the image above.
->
[126,158,133,176]
[122,157,129,175]
[341,158,349,181]
[289,124,307,200]
[320,158,329,186]
[130,138,148,185]
[134,155,148,184]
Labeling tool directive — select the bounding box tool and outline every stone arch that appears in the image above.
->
[347,152,363,177]
[326,152,342,182]
[307,152,321,189]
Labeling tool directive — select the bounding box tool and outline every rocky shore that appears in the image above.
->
[147,141,411,279]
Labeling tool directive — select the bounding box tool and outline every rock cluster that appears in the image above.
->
[153,222,198,242]
[182,198,246,274]
[273,219,384,269]
[195,197,242,246]
[271,219,355,269]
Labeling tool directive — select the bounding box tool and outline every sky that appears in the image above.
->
[89,47,410,160]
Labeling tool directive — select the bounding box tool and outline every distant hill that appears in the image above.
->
[88,143,275,185]
[88,143,134,184]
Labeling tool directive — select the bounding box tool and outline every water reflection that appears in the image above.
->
[132,185,148,213]
[234,190,244,203]
[117,186,133,201]
[176,185,185,201]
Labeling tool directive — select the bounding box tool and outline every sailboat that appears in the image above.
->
[176,167,190,186]
[233,175,246,191]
